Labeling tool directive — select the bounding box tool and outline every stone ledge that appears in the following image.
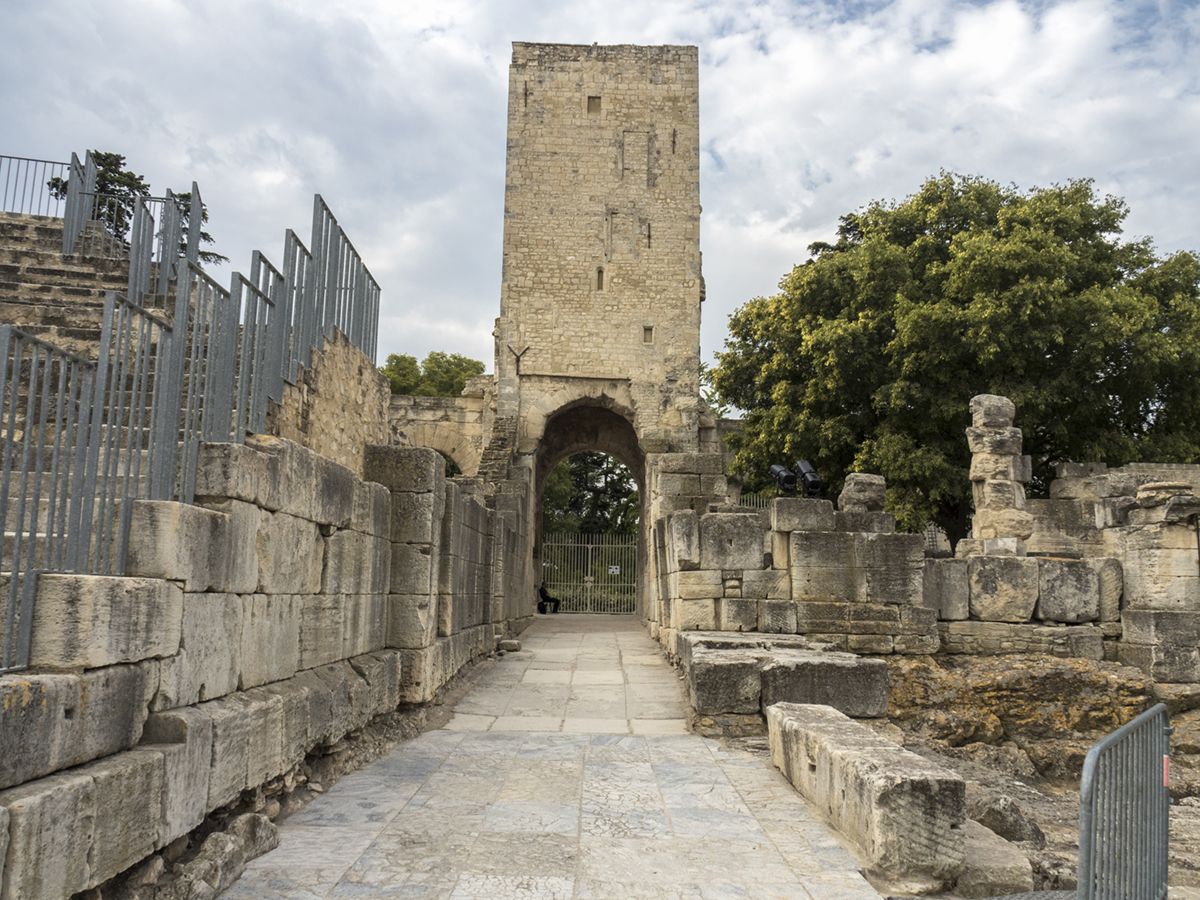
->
[767,702,965,891]
[938,620,1105,659]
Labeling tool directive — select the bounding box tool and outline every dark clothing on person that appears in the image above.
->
[538,584,561,614]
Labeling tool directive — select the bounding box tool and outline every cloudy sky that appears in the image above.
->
[4,0,1198,370]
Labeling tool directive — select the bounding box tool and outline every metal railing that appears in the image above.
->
[1076,703,1171,899]
[310,195,380,362]
[0,155,69,217]
[541,531,637,614]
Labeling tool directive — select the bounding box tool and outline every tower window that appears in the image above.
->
[643,325,654,343]
[645,221,651,248]
[587,95,601,115]
[596,267,605,290]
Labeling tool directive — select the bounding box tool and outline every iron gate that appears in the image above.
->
[541,531,636,614]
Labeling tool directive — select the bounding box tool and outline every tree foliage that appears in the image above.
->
[712,173,1200,541]
[47,150,226,264]
[379,351,485,397]
[542,452,639,534]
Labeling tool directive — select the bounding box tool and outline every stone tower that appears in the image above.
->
[493,42,704,458]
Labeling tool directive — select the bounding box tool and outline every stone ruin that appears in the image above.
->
[1,39,1199,900]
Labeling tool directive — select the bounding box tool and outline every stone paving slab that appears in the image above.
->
[223,615,880,898]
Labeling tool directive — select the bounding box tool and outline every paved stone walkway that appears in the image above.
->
[225,616,880,898]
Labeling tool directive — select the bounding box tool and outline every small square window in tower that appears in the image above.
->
[643,325,654,343]
[587,95,601,115]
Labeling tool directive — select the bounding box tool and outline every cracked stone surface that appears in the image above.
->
[222,615,880,898]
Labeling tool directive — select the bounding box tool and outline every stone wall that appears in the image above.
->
[0,437,529,897]
[388,390,487,477]
[268,330,391,477]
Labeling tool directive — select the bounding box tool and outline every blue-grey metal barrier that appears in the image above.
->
[0,155,69,217]
[1077,703,1171,899]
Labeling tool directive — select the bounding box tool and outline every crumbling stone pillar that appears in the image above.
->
[962,394,1034,556]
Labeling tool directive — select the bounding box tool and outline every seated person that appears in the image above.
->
[537,582,561,614]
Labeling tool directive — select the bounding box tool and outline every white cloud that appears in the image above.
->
[2,0,1197,372]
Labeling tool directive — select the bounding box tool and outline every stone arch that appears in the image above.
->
[517,377,639,456]
[392,420,481,477]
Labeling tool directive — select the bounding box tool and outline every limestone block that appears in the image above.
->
[717,598,757,631]
[970,453,1032,483]
[838,473,886,512]
[923,559,969,621]
[770,498,835,532]
[351,480,391,537]
[654,452,725,475]
[155,592,242,709]
[790,531,856,601]
[253,680,311,772]
[968,558,1039,623]
[757,599,798,634]
[0,665,148,791]
[239,691,285,787]
[257,510,323,593]
[387,593,437,649]
[309,662,364,739]
[30,574,182,668]
[981,538,1025,556]
[743,568,791,600]
[849,634,895,654]
[0,771,96,899]
[80,748,165,885]
[364,445,447,494]
[854,533,924,605]
[833,510,896,533]
[760,653,889,716]
[767,702,965,888]
[291,669,336,745]
[1120,610,1200,682]
[971,508,1035,540]
[347,652,397,719]
[668,569,721,600]
[1036,559,1100,623]
[970,394,1015,428]
[125,500,226,591]
[673,597,717,631]
[323,529,387,594]
[658,472,701,496]
[1120,540,1200,610]
[390,541,435,594]
[206,499,260,594]
[965,426,1023,455]
[1088,557,1123,622]
[342,593,386,658]
[971,479,1026,510]
[141,707,214,846]
[954,820,1034,897]
[200,695,253,808]
[687,648,762,714]
[391,491,442,544]
[248,435,354,526]
[938,620,1104,659]
[298,593,344,668]
[699,512,766,570]
[668,510,700,571]
[239,594,301,689]
[194,441,278,509]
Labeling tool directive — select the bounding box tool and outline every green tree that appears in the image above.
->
[542,452,639,534]
[47,151,226,263]
[711,173,1200,542]
[379,351,485,397]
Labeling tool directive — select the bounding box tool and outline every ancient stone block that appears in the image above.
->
[156,592,242,709]
[253,680,311,772]
[790,531,856,601]
[938,620,1104,659]
[687,648,762,714]
[855,534,924,605]
[654,452,725,475]
[742,568,790,600]
[668,569,721,600]
[1120,610,1200,682]
[666,509,700,572]
[298,593,345,669]
[207,498,260,594]
[387,593,437,649]
[970,453,1032,484]
[972,508,1035,540]
[968,558,1039,623]
[770,498,835,533]
[81,748,165,884]
[757,599,797,634]
[291,668,336,745]
[1089,557,1123,622]
[125,500,227,591]
[351,480,391,537]
[760,654,889,717]
[673,597,717,631]
[239,691,285,787]
[0,770,96,899]
[848,633,895,654]
[717,597,757,631]
[970,394,1015,428]
[699,512,766,570]
[30,574,182,668]
[194,441,278,510]
[323,528,387,594]
[390,490,442,545]
[342,593,386,658]
[657,472,701,496]
[923,558,969,621]
[200,695,253,808]
[239,594,301,689]
[838,473,886,512]
[256,510,323,593]
[954,820,1034,897]
[1036,558,1100,623]
[364,445,447,494]
[971,479,1026,510]
[833,510,896,533]
[249,435,355,526]
[767,702,965,889]
[141,706,214,847]
[965,426,1023,455]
